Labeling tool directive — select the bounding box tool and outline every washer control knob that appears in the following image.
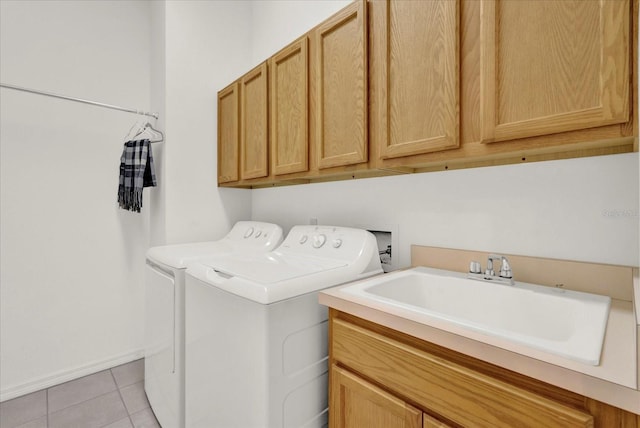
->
[244,227,254,238]
[299,235,308,244]
[312,234,327,248]
[254,230,262,238]
[332,238,343,248]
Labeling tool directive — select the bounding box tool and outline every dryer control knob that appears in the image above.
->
[332,238,343,248]
[254,230,262,238]
[244,227,254,238]
[312,234,327,248]
[299,235,308,244]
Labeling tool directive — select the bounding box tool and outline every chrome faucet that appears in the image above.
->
[468,254,514,285]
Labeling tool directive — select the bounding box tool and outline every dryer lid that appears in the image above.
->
[147,241,234,269]
[146,221,283,269]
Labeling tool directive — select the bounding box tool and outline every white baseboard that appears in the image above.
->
[0,348,145,402]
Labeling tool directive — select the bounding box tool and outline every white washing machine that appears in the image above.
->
[184,225,383,428]
[144,221,283,428]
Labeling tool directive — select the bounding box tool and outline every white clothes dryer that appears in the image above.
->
[184,225,382,428]
[144,221,283,428]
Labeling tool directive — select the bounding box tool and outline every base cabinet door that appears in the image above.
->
[330,365,423,428]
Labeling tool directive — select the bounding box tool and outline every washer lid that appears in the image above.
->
[199,253,347,284]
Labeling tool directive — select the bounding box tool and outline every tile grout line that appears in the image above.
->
[109,368,135,427]
[48,389,124,428]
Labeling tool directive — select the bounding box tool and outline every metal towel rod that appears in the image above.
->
[0,83,159,119]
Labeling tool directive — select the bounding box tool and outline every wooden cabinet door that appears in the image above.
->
[375,0,460,160]
[480,0,630,143]
[330,365,422,428]
[332,317,595,428]
[217,81,240,184]
[240,62,269,180]
[270,37,309,176]
[315,0,368,169]
[423,413,455,428]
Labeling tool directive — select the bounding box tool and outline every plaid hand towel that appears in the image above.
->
[117,139,157,213]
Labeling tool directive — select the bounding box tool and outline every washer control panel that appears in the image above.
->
[280,225,376,260]
[312,234,326,248]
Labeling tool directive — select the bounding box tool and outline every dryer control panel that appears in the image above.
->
[224,221,284,251]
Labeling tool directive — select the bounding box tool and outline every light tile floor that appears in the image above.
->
[0,359,160,428]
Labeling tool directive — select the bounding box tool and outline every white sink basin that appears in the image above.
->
[341,267,611,365]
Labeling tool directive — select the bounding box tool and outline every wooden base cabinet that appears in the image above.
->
[332,364,456,428]
[331,365,423,428]
[328,310,639,428]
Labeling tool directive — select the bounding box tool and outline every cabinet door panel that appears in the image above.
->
[316,0,368,169]
[271,37,309,176]
[241,63,269,179]
[379,0,460,159]
[332,318,594,428]
[330,365,422,428]
[217,82,239,184]
[481,0,630,143]
[423,413,455,428]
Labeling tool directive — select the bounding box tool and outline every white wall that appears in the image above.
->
[161,0,253,245]
[253,154,639,268]
[250,0,350,66]
[0,0,255,401]
[149,1,168,247]
[250,3,639,269]
[0,0,153,400]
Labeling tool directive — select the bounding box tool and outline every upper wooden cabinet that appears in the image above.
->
[217,81,240,184]
[480,0,630,144]
[315,0,368,169]
[372,0,460,161]
[270,37,309,176]
[240,62,269,180]
[217,0,635,187]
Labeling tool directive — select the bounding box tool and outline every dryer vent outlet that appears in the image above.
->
[368,230,392,273]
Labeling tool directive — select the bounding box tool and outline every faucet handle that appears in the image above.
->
[499,257,513,279]
[469,261,482,274]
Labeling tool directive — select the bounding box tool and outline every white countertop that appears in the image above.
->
[320,279,640,414]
